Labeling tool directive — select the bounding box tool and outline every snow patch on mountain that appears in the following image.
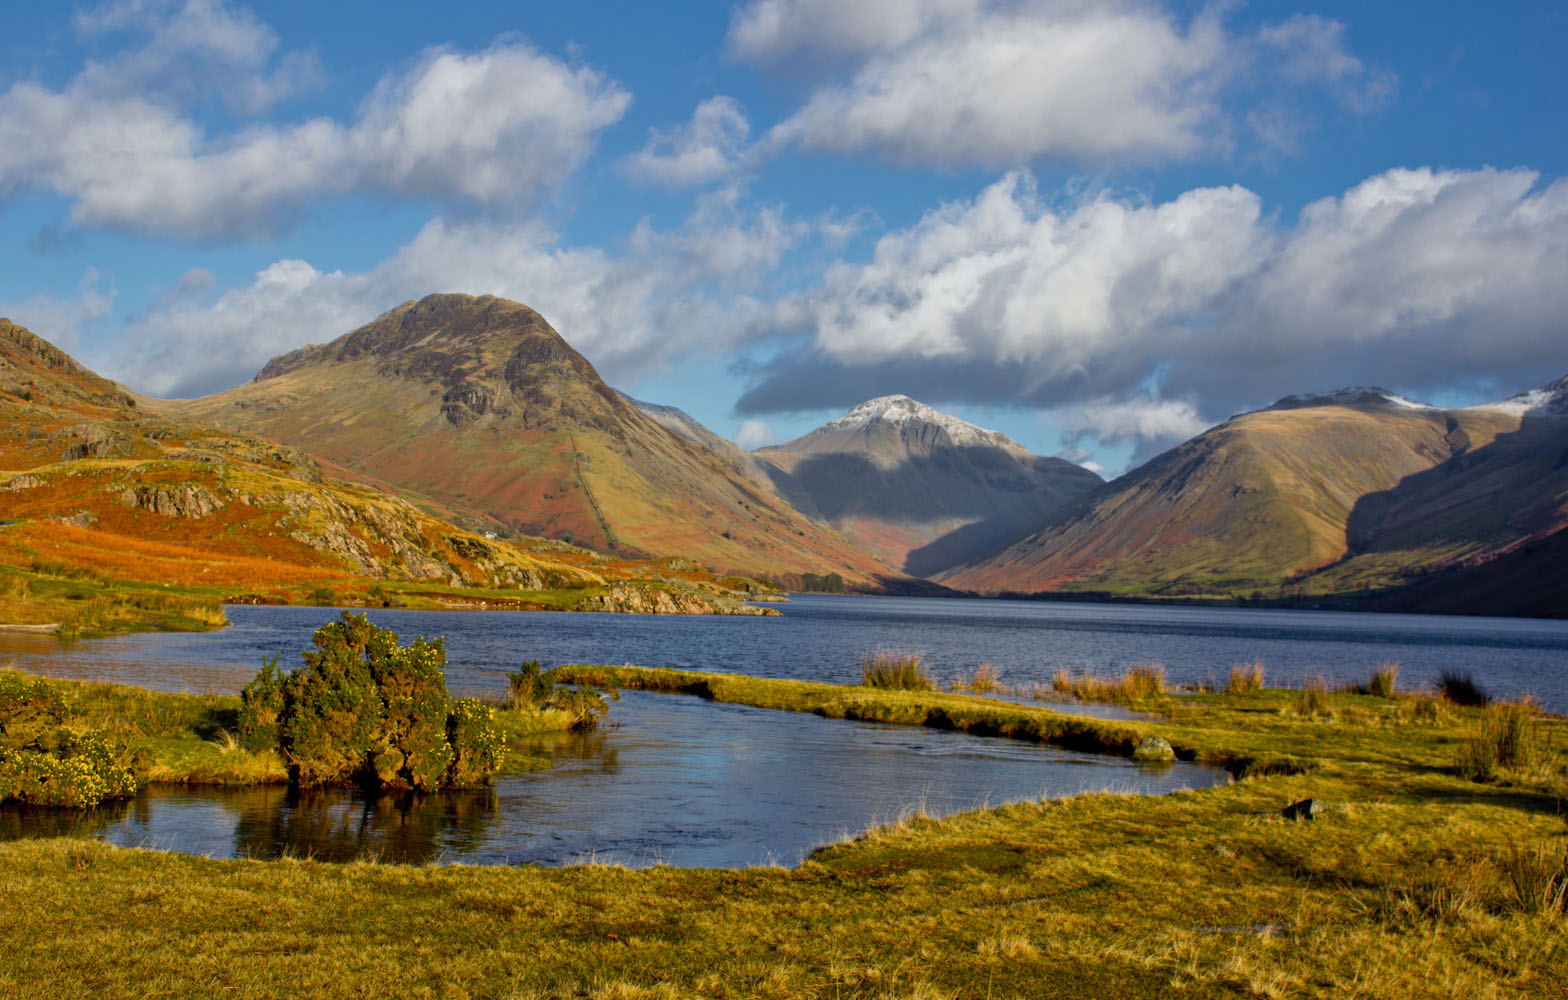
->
[823,395,1026,451]
[1469,375,1568,417]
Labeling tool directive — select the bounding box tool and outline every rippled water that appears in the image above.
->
[3,595,1563,866]
[3,595,1564,709]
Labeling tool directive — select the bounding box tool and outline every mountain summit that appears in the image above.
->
[753,396,1102,576]
[171,294,891,583]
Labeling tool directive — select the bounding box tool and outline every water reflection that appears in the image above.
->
[6,691,1226,868]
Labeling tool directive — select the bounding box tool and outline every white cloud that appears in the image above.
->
[0,39,630,240]
[1254,14,1396,113]
[0,271,116,356]
[1051,396,1210,445]
[739,0,1391,169]
[96,194,825,398]
[624,96,751,187]
[73,0,323,113]
[727,0,977,62]
[741,166,1568,447]
[733,419,776,450]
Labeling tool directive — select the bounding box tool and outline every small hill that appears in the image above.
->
[0,318,777,624]
[753,396,1103,576]
[941,383,1568,615]
[168,294,892,585]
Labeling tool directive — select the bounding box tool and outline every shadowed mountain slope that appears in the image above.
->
[753,396,1103,576]
[942,384,1568,614]
[169,294,892,584]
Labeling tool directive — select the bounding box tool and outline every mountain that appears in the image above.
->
[752,395,1103,576]
[168,294,892,584]
[941,382,1568,615]
[0,317,779,619]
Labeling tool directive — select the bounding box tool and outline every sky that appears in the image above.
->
[2,0,1565,477]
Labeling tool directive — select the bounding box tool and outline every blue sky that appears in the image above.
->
[2,1,1565,476]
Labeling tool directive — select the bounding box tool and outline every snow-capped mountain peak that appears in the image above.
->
[822,395,1024,451]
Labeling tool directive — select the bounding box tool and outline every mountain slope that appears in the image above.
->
[942,384,1568,611]
[0,318,778,621]
[751,396,1103,576]
[168,294,891,584]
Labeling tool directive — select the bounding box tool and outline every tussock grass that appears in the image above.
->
[1456,698,1543,782]
[1505,840,1568,917]
[1225,661,1265,694]
[951,662,1006,695]
[1050,663,1167,703]
[1439,669,1490,707]
[1291,674,1334,719]
[859,649,934,691]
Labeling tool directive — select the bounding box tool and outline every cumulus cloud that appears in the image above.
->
[92,195,823,398]
[734,0,1391,168]
[73,0,323,114]
[738,166,1568,448]
[624,96,751,187]
[0,39,629,239]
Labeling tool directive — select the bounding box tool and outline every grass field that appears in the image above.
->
[0,668,1564,998]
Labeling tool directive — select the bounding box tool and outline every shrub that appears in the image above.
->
[0,671,68,750]
[1438,670,1489,707]
[0,729,137,809]
[447,698,506,788]
[237,655,284,753]
[860,649,934,691]
[505,660,553,709]
[260,612,505,790]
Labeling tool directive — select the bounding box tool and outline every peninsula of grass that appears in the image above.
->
[1,666,1565,999]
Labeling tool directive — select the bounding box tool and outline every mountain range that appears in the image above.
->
[5,291,1565,619]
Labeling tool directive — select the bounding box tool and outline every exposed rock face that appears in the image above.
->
[753,395,1103,576]
[578,582,779,616]
[120,483,226,519]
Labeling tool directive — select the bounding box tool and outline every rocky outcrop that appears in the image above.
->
[120,483,226,518]
[577,582,779,616]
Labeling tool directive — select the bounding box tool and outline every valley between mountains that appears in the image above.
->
[4,291,1565,630]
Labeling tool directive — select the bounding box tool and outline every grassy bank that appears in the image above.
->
[1,669,1565,998]
[0,670,580,789]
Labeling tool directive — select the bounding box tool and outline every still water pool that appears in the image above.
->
[3,596,1563,866]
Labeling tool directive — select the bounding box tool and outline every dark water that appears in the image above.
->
[2,690,1217,867]
[3,595,1564,866]
[3,595,1564,709]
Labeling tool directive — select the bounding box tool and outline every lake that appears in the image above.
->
[2,596,1564,866]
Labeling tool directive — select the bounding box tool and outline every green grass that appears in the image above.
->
[1,668,1565,998]
[857,648,934,690]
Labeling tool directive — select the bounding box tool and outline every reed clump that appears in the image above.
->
[952,662,1006,695]
[1456,698,1542,782]
[1291,674,1334,719]
[1048,664,1166,703]
[1225,661,1265,694]
[860,649,935,691]
[1504,841,1568,918]
[1438,670,1489,707]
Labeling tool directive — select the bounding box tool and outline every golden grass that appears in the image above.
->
[951,661,1006,695]
[1226,660,1265,694]
[859,648,935,691]
[0,674,1564,999]
[1049,663,1167,703]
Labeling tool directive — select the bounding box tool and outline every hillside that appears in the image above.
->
[753,396,1103,576]
[167,294,892,585]
[941,384,1568,613]
[0,318,778,627]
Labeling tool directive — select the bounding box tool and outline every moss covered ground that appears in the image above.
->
[0,670,1564,998]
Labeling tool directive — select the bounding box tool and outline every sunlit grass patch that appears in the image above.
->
[1225,660,1265,695]
[951,662,1006,695]
[1049,663,1167,703]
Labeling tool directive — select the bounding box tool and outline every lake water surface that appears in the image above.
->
[3,596,1564,866]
